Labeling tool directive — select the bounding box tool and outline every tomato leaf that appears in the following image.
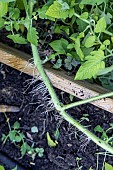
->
[0,0,15,2]
[27,27,38,46]
[7,34,27,44]
[75,50,105,79]
[0,165,5,170]
[105,162,113,170]
[85,36,96,48]
[46,1,69,19]
[49,38,68,54]
[81,0,107,5]
[94,17,106,33]
[0,2,8,17]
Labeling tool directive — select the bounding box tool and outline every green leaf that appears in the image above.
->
[69,8,74,18]
[7,34,27,44]
[85,36,95,48]
[76,19,88,32]
[53,58,62,69]
[0,0,15,2]
[94,17,106,33]
[67,43,75,49]
[103,39,110,46]
[94,125,104,133]
[59,1,70,10]
[35,148,44,157]
[75,50,105,80]
[16,0,24,10]
[82,47,94,56]
[100,44,105,50]
[89,167,93,170]
[65,56,73,70]
[11,8,20,20]
[19,132,25,139]
[80,12,88,19]
[46,1,69,19]
[12,165,17,170]
[110,123,113,128]
[54,128,60,141]
[9,131,16,141]
[46,132,57,147]
[0,18,5,29]
[101,132,108,141]
[38,5,54,20]
[5,25,11,31]
[13,121,20,129]
[15,135,22,142]
[0,165,5,170]
[65,53,79,69]
[27,27,38,46]
[49,38,68,54]
[14,22,19,31]
[2,134,7,142]
[97,65,113,76]
[105,162,113,170]
[21,143,28,157]
[74,38,84,61]
[101,12,112,25]
[81,0,107,5]
[0,2,8,17]
[31,126,38,133]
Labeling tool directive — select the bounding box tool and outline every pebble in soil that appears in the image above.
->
[0,63,113,170]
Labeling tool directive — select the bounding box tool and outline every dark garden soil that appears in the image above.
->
[0,63,113,170]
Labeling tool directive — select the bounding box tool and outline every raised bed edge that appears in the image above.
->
[0,42,113,113]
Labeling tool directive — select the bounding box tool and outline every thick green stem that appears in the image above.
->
[60,110,113,154]
[31,44,113,154]
[28,0,113,154]
[62,92,113,110]
[31,44,62,111]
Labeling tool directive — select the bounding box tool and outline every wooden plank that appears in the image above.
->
[0,42,113,113]
[0,105,20,113]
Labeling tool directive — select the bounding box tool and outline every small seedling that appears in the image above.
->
[80,114,89,122]
[2,118,44,159]
[2,121,25,145]
[31,126,38,133]
[0,0,113,155]
[75,157,82,170]
[54,128,60,141]
[35,148,44,158]
[46,132,58,147]
[94,124,113,144]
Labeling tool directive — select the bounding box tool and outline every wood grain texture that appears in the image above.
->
[0,105,20,113]
[0,42,113,113]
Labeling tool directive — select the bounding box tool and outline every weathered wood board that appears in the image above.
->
[0,42,113,113]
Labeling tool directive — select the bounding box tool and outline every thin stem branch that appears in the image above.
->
[60,110,113,154]
[31,43,113,154]
[74,13,113,36]
[28,0,113,155]
[62,92,113,110]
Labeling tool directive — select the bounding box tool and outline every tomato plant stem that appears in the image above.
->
[29,0,113,155]
[74,13,113,36]
[31,43,113,154]
[62,92,113,110]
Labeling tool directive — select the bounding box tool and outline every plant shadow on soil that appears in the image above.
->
[0,63,113,170]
